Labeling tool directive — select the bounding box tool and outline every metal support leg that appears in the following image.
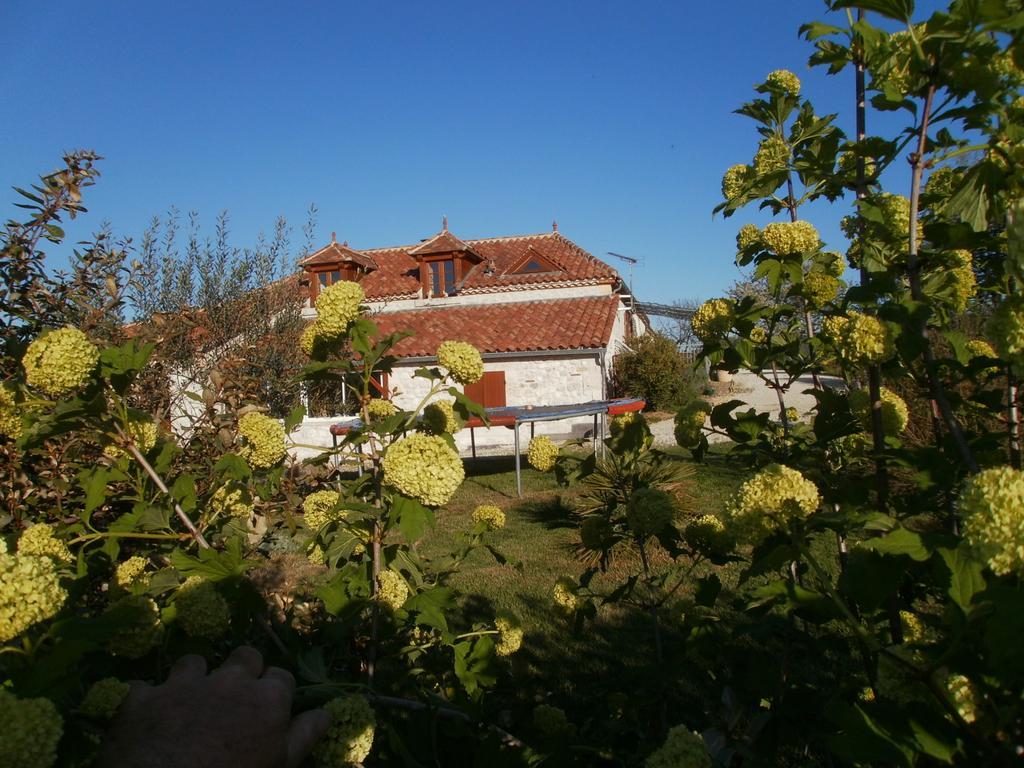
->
[530,422,535,440]
[332,432,338,472]
[470,427,477,459]
[592,413,598,451]
[356,442,363,477]
[514,422,522,498]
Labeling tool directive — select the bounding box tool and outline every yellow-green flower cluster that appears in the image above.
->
[765,69,801,95]
[762,220,820,255]
[946,674,979,724]
[0,385,21,440]
[80,678,130,720]
[684,515,729,555]
[674,402,711,448]
[366,397,397,421]
[645,724,711,768]
[307,545,326,565]
[237,412,287,470]
[749,325,768,344]
[802,271,840,307]
[900,610,926,645]
[626,487,676,536]
[783,407,799,424]
[494,611,523,656]
[726,464,820,542]
[422,399,461,434]
[826,311,895,366]
[382,433,464,506]
[299,323,319,357]
[23,327,99,398]
[0,551,67,643]
[472,504,505,531]
[527,435,559,472]
[315,280,364,339]
[960,466,1024,577]
[878,193,922,241]
[967,339,997,360]
[314,696,376,767]
[988,296,1024,371]
[533,704,570,736]
[436,340,484,385]
[375,569,409,611]
[848,387,909,436]
[736,224,762,251]
[114,556,150,591]
[0,689,62,768]
[691,298,734,342]
[925,167,958,199]
[553,578,578,613]
[211,483,253,519]
[302,490,343,531]
[17,524,72,564]
[753,136,789,175]
[103,415,158,460]
[838,151,877,179]
[941,250,977,312]
[175,576,230,640]
[721,164,753,200]
[106,595,163,658]
[609,411,641,438]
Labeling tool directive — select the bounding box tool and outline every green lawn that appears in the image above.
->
[418,449,751,710]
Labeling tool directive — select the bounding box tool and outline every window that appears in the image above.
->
[428,259,457,296]
[312,268,351,298]
[463,371,506,409]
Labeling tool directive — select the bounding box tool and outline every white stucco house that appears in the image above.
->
[290,221,646,456]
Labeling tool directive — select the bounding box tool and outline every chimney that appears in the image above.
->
[331,231,337,243]
[442,215,448,231]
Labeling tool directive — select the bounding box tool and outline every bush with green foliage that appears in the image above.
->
[612,331,698,411]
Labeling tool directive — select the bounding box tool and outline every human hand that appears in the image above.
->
[98,646,329,768]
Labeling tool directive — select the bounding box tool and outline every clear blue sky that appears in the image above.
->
[1,1,923,306]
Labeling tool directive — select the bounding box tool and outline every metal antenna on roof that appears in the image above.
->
[552,219,558,232]
[442,215,448,231]
[331,231,337,243]
[607,252,642,310]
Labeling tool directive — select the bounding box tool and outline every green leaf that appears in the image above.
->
[861,527,931,561]
[170,474,197,513]
[284,405,306,432]
[453,635,499,696]
[214,452,252,480]
[79,467,111,516]
[937,546,986,613]
[694,574,721,607]
[404,586,455,632]
[169,538,253,581]
[392,494,434,542]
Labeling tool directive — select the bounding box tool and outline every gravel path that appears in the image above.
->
[650,371,844,447]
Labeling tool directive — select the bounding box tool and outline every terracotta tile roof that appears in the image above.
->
[303,241,378,270]
[301,230,619,300]
[372,295,620,358]
[407,229,479,258]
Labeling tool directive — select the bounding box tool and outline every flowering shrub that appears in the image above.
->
[691,298,734,341]
[436,340,483,385]
[849,386,909,435]
[0,688,63,768]
[960,466,1024,576]
[725,464,820,543]
[645,725,711,768]
[472,504,505,531]
[765,68,801,96]
[314,280,364,340]
[761,220,820,255]
[313,696,376,766]
[237,411,287,469]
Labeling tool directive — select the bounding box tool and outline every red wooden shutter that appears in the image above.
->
[464,371,505,408]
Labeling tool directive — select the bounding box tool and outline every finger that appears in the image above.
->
[166,654,207,683]
[216,646,264,679]
[118,679,153,708]
[261,666,296,698]
[256,667,296,714]
[286,708,331,768]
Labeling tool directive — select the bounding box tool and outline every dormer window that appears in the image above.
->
[428,259,457,296]
[299,237,378,301]
[408,225,483,300]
